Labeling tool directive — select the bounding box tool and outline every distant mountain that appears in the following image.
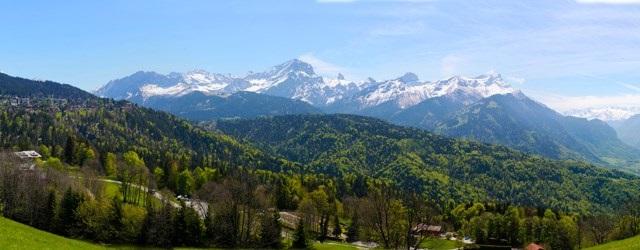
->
[431,93,640,167]
[0,72,95,100]
[565,107,640,121]
[95,59,369,106]
[215,114,640,212]
[98,60,639,171]
[0,72,291,174]
[138,91,321,121]
[96,60,514,112]
[610,114,640,150]
[330,73,513,112]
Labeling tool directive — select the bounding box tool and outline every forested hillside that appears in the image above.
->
[0,94,296,182]
[0,73,95,99]
[2,73,640,249]
[216,114,640,213]
[432,93,640,170]
[139,91,322,121]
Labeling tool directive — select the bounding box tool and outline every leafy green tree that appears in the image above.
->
[153,167,165,187]
[45,157,64,170]
[177,169,195,196]
[103,152,117,178]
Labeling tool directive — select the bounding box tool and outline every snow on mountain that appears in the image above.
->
[355,73,515,109]
[565,107,640,121]
[139,70,236,98]
[96,59,516,110]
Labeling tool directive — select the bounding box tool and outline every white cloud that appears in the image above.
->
[298,53,347,77]
[532,92,640,112]
[440,54,467,78]
[576,0,640,4]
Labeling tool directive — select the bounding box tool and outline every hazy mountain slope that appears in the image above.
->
[139,91,322,121]
[95,71,183,100]
[611,114,640,149]
[216,114,640,212]
[434,93,640,167]
[95,60,639,171]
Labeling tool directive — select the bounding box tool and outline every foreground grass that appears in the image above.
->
[312,241,358,250]
[0,216,362,250]
[0,217,105,250]
[584,235,640,250]
[419,238,465,250]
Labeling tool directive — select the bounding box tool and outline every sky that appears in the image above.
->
[1,0,640,112]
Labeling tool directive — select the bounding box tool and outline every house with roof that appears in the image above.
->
[13,150,41,170]
[412,223,443,236]
[525,242,544,250]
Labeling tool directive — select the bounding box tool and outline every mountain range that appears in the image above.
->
[3,72,640,213]
[95,59,640,172]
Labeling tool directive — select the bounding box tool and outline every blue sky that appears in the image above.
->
[1,0,640,111]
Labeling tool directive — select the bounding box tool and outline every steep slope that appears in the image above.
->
[139,91,322,121]
[95,71,183,100]
[434,93,640,168]
[96,61,637,171]
[585,234,640,250]
[0,73,293,174]
[0,73,95,100]
[611,114,640,149]
[0,217,105,250]
[216,114,640,212]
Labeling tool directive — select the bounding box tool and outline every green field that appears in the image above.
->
[419,238,465,250]
[0,217,105,250]
[584,235,640,250]
[312,241,358,250]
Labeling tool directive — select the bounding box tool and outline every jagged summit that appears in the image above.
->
[397,72,419,84]
[95,60,517,108]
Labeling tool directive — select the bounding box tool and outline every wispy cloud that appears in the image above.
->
[440,54,468,78]
[298,53,347,77]
[621,83,640,92]
[531,92,640,112]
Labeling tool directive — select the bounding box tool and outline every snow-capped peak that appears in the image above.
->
[97,60,517,111]
[397,72,419,84]
[357,72,516,109]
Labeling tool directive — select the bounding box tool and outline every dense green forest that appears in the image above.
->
[1,73,640,249]
[0,96,297,183]
[216,114,640,213]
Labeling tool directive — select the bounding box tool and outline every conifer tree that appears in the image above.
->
[292,219,309,249]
